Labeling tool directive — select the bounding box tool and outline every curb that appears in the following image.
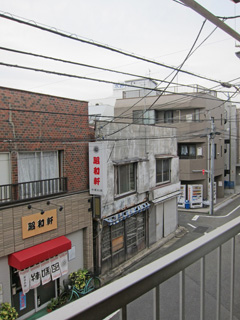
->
[178,192,240,215]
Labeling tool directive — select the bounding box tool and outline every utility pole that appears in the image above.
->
[209,118,215,216]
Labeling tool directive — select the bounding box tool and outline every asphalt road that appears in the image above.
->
[106,195,240,320]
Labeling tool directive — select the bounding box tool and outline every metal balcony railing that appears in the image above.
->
[41,216,240,320]
[0,177,67,204]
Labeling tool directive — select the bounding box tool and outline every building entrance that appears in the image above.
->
[11,267,56,319]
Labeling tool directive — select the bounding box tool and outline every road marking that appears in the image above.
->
[192,215,199,221]
[187,223,196,229]
[199,204,240,219]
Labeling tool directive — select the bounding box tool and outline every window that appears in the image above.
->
[0,153,11,202]
[133,110,155,125]
[156,158,170,184]
[164,110,173,123]
[115,163,136,195]
[18,151,62,199]
[178,144,196,159]
[18,151,59,182]
[194,109,200,121]
[186,109,200,122]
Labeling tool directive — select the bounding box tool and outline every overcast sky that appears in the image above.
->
[0,0,239,103]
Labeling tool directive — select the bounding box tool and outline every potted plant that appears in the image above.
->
[68,269,89,290]
[47,297,60,312]
[0,302,18,320]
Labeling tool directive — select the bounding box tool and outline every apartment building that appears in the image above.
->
[114,81,229,207]
[0,87,93,319]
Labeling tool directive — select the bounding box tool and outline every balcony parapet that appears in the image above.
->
[0,177,67,206]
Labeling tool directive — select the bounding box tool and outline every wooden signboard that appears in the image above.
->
[22,209,57,239]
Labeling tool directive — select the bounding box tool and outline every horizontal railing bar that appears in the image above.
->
[41,216,240,320]
[0,177,67,205]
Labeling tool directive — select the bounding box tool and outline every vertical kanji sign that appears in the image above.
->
[89,142,107,195]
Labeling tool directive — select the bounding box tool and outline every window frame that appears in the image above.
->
[164,110,173,123]
[133,110,155,125]
[178,144,197,159]
[156,158,171,185]
[115,162,137,197]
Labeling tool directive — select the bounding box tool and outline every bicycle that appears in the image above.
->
[59,273,101,304]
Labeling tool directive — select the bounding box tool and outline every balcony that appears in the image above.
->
[0,177,67,205]
[41,216,240,320]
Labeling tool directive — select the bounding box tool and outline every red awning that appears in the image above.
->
[8,236,71,270]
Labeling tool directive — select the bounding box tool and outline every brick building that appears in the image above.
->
[0,87,94,319]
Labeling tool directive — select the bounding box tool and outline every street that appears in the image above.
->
[106,195,240,320]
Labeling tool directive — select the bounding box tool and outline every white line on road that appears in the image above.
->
[187,223,197,229]
[192,215,199,221]
[199,204,240,219]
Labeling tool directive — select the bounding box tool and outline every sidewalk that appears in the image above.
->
[179,187,240,215]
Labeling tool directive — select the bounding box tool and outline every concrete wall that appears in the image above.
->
[94,122,179,217]
[0,256,11,304]
[113,91,226,199]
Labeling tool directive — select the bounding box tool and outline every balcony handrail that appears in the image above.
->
[41,216,240,320]
[0,177,67,204]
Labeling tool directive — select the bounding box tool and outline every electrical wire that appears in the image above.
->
[0,11,224,86]
[0,61,238,108]
[0,46,218,93]
[104,19,210,137]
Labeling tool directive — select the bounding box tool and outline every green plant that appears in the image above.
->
[0,302,18,320]
[47,297,60,312]
[68,269,89,290]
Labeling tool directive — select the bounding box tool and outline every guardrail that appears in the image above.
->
[41,216,240,320]
[0,177,67,204]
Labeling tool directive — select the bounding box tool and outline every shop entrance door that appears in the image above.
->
[11,267,56,319]
[36,281,55,311]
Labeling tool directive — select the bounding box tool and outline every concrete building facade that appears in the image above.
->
[89,121,180,275]
[0,87,93,319]
[114,81,231,207]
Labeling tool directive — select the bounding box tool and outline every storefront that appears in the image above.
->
[101,202,150,274]
[8,236,71,319]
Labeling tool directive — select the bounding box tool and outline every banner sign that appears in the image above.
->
[89,142,107,195]
[30,264,41,289]
[19,269,30,295]
[59,252,68,276]
[18,252,69,292]
[50,256,61,281]
[19,291,26,311]
[40,260,51,285]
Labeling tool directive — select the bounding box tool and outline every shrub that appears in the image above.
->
[0,303,18,320]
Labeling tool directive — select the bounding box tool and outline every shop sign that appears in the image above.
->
[19,269,30,295]
[89,142,107,195]
[18,252,69,293]
[50,256,62,281]
[30,264,41,289]
[22,209,57,239]
[19,291,26,311]
[40,260,51,285]
[59,252,68,276]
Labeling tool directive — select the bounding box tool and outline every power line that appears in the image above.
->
[104,19,222,137]
[0,11,223,85]
[1,61,238,106]
[0,46,217,93]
